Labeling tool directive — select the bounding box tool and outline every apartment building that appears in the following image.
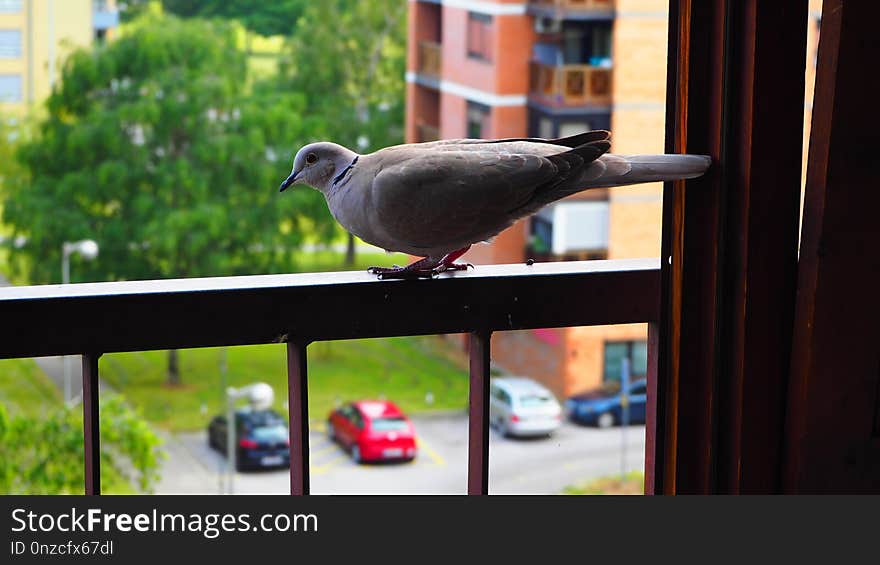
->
[0,0,118,112]
[406,0,821,399]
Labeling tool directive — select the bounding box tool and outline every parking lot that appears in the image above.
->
[157,414,646,494]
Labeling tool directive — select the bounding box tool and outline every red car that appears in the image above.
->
[327,400,418,463]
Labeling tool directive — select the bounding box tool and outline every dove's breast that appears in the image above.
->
[325,175,405,254]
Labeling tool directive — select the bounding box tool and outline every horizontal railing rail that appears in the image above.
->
[0,258,660,496]
[0,259,658,358]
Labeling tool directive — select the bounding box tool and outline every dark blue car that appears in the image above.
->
[565,379,648,428]
[207,408,290,471]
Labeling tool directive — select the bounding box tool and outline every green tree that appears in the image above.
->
[278,0,407,263]
[121,0,308,38]
[0,117,24,190]
[0,117,31,280]
[0,396,164,494]
[2,15,330,383]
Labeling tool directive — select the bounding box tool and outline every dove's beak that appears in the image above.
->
[279,170,300,192]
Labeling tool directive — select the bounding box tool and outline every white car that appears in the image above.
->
[489,377,562,437]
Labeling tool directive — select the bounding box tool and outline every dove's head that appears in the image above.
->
[279,142,359,194]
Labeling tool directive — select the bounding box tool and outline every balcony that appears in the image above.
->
[529,0,615,20]
[417,121,440,142]
[417,40,442,79]
[0,259,659,495]
[529,61,612,107]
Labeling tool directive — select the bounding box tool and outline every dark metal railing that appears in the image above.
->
[0,258,660,495]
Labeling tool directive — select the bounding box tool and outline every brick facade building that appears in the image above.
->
[405,0,821,399]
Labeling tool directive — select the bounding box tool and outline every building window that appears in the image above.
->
[528,201,609,261]
[603,340,648,383]
[0,74,22,103]
[0,30,22,58]
[559,121,592,138]
[589,24,613,66]
[0,0,22,14]
[466,101,490,139]
[549,21,612,67]
[466,12,493,62]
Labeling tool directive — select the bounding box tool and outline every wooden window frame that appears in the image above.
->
[651,0,880,494]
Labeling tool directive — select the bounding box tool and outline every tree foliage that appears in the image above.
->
[278,0,407,154]
[0,396,164,494]
[2,14,329,285]
[277,0,406,262]
[121,0,308,37]
[0,117,27,195]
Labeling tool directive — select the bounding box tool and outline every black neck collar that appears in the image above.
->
[332,155,359,186]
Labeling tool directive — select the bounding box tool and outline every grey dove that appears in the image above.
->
[279,130,710,278]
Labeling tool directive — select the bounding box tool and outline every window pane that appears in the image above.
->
[466,102,489,138]
[539,117,554,139]
[371,417,409,432]
[632,340,648,376]
[251,425,288,443]
[0,74,22,102]
[559,121,591,138]
[603,342,629,382]
[0,30,22,58]
[467,12,492,61]
[0,0,22,14]
[591,23,613,64]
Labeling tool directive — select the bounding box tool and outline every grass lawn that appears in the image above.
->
[290,249,410,273]
[100,336,469,433]
[0,358,62,417]
[563,471,645,495]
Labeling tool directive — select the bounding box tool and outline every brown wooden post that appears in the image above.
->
[783,1,880,493]
[644,322,660,495]
[287,341,310,495]
[467,330,491,495]
[82,353,101,495]
[657,0,806,493]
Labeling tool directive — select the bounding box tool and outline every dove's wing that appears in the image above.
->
[370,143,604,250]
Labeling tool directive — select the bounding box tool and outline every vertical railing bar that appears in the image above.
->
[287,340,310,495]
[467,330,491,495]
[644,322,660,495]
[82,353,102,495]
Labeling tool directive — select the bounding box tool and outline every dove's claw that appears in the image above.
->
[367,264,435,279]
[436,262,473,272]
[367,246,475,280]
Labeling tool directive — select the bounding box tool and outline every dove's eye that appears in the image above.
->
[305,153,318,165]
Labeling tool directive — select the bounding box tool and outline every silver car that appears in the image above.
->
[489,377,562,438]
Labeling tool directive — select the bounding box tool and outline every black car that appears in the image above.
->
[207,408,290,470]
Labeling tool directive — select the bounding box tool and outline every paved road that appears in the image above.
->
[156,414,645,495]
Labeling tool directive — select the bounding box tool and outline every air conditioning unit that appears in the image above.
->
[534,16,562,34]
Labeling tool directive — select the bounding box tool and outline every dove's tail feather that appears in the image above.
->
[535,153,711,206]
[598,154,712,187]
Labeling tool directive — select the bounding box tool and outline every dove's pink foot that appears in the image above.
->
[367,247,473,279]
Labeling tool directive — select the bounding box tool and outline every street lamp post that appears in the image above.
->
[224,382,274,494]
[62,239,99,405]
